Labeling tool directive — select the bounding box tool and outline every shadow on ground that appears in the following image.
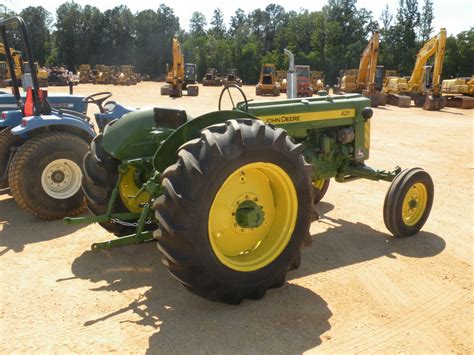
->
[0,195,85,255]
[70,243,331,353]
[68,201,445,353]
[292,201,446,278]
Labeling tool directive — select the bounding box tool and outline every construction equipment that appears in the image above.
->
[78,64,94,83]
[276,70,287,93]
[67,81,434,305]
[295,65,313,97]
[384,28,447,110]
[160,37,199,97]
[0,44,23,86]
[310,71,327,92]
[47,66,69,86]
[441,76,474,109]
[0,61,7,87]
[256,63,280,96]
[223,69,243,87]
[23,62,48,87]
[335,33,386,106]
[115,65,138,86]
[202,68,222,86]
[94,65,114,85]
[0,16,131,218]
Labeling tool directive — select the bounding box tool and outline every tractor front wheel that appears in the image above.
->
[383,167,434,237]
[8,132,88,219]
[153,119,313,304]
[312,179,330,204]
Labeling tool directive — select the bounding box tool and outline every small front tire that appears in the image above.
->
[312,179,330,204]
[383,167,434,237]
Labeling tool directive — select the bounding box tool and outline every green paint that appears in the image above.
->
[91,231,154,250]
[68,92,407,250]
[101,108,175,160]
[235,200,265,228]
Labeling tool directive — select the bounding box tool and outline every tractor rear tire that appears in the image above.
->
[383,167,434,237]
[82,134,155,236]
[8,132,88,219]
[0,128,25,189]
[153,119,313,304]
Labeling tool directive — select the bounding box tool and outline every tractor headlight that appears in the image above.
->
[362,107,373,120]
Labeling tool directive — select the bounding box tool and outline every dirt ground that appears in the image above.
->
[0,82,472,353]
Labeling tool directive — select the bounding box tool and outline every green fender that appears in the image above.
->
[153,110,257,172]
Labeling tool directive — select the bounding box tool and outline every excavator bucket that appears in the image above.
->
[423,95,446,111]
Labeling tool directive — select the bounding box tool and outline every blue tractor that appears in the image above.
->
[0,16,133,219]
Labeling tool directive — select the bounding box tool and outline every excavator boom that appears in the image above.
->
[357,32,379,86]
[408,28,446,93]
[383,28,447,110]
[166,37,184,87]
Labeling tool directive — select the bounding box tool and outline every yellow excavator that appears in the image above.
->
[441,76,474,109]
[160,37,199,97]
[0,43,24,86]
[384,28,447,110]
[338,32,386,106]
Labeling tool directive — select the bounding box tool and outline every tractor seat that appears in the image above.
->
[154,107,187,128]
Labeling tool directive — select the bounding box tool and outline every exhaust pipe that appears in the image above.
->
[284,49,296,99]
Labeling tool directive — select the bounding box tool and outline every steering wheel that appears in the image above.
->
[82,92,113,113]
[218,84,249,112]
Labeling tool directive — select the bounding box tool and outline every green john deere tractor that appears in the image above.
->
[67,85,434,304]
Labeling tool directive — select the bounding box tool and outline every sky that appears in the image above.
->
[3,0,473,35]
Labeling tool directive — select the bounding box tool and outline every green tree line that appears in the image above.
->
[1,0,472,84]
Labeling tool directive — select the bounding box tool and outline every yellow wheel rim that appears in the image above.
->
[208,162,298,272]
[402,182,427,226]
[312,179,326,190]
[118,166,150,213]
